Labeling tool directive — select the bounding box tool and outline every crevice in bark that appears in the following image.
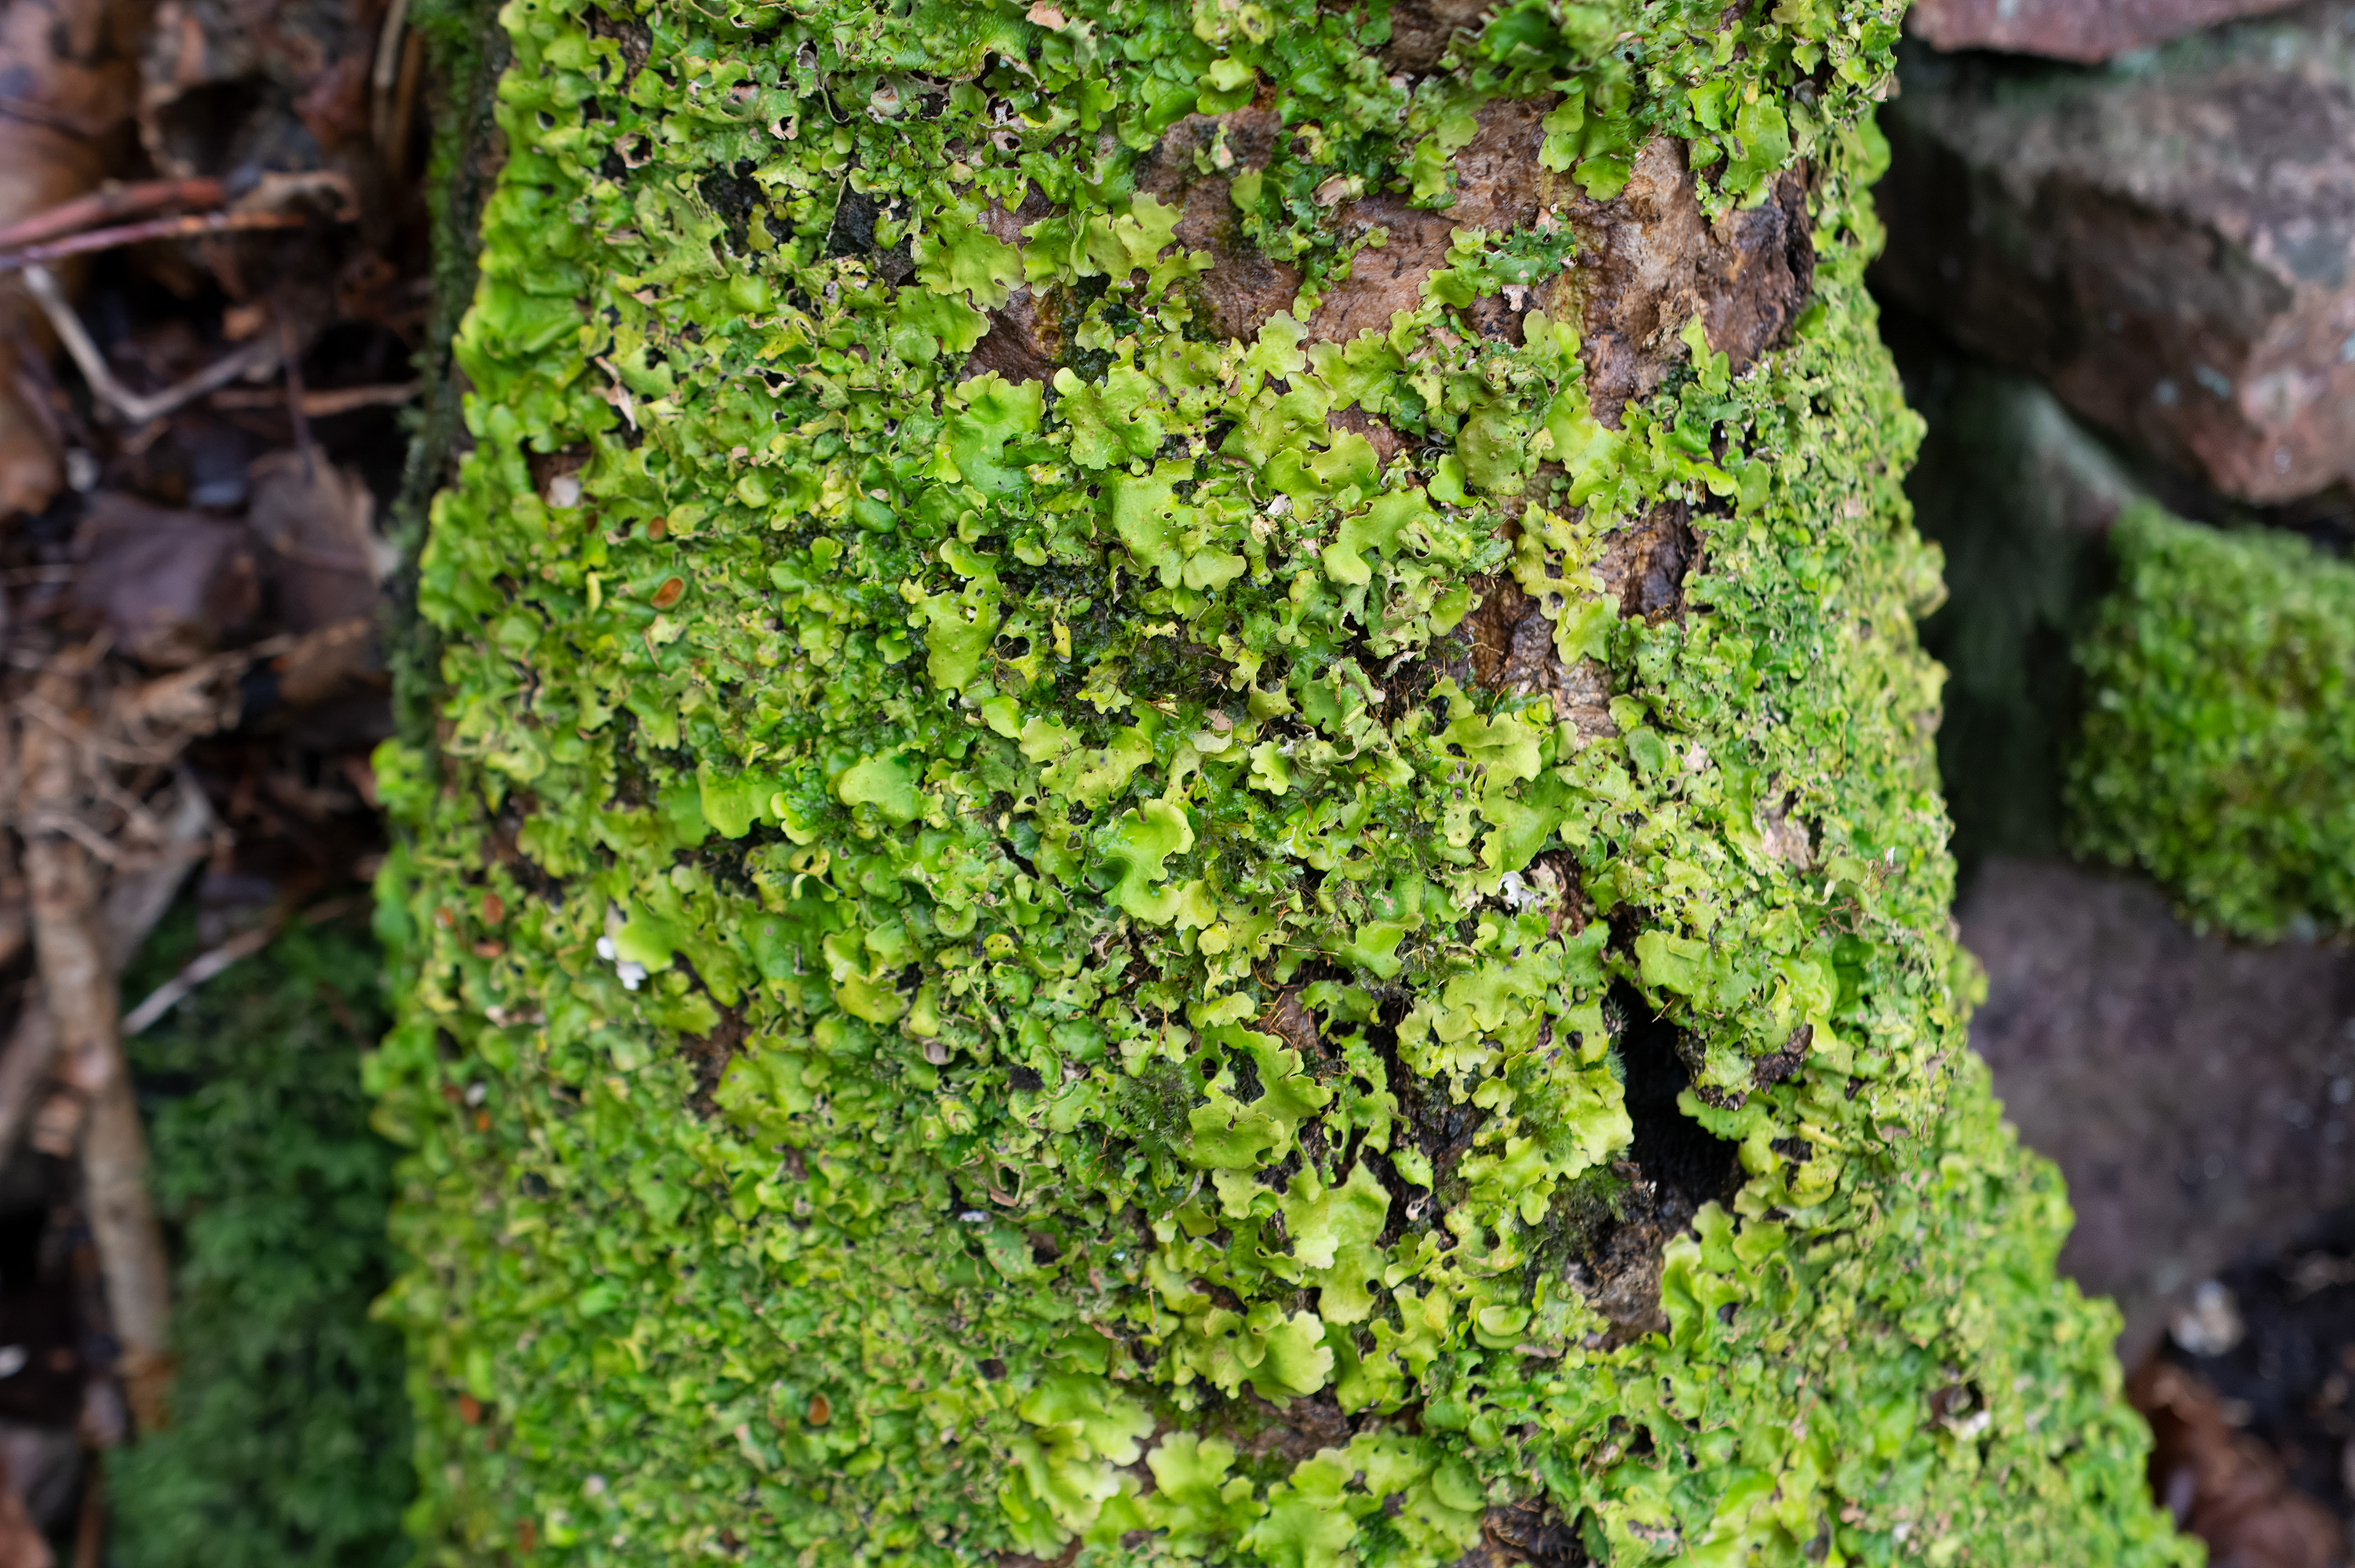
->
[1555,983,1743,1345]
[1453,1497,1596,1566]
[680,1003,746,1120]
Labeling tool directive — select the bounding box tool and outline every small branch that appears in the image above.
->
[209,380,418,416]
[0,782,210,1160]
[120,917,282,1037]
[0,210,311,274]
[19,265,278,426]
[17,647,173,1436]
[119,892,363,1039]
[371,0,414,149]
[0,177,228,252]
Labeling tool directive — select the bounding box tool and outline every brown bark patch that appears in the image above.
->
[1571,1199,1677,1344]
[1593,498,1696,623]
[1454,1499,1592,1566]
[1753,787,1813,870]
[1238,1387,1351,1464]
[1258,986,1324,1060]
[1460,571,1616,740]
[1552,138,1816,425]
[1383,0,1495,71]
[1325,404,1405,468]
[962,186,1066,380]
[1306,97,1554,345]
[680,1004,745,1119]
[1134,108,1302,342]
[963,285,1063,385]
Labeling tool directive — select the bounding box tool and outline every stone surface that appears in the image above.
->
[1877,10,2355,504]
[1962,858,2355,1361]
[1889,338,2143,875]
[1908,0,2302,64]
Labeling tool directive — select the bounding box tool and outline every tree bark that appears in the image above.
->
[377,2,2193,1563]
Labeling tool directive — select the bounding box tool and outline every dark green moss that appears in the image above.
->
[2070,501,2355,939]
[113,918,412,1568]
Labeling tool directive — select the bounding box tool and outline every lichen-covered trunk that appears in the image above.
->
[372,1,2189,1563]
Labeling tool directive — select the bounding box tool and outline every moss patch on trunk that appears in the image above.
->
[371,0,2193,1563]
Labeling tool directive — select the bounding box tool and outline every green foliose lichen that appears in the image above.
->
[2068,501,2355,940]
[369,0,2191,1563]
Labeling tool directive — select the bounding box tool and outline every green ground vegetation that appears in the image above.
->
[2070,501,2355,939]
[369,0,2193,1563]
[113,916,413,1568]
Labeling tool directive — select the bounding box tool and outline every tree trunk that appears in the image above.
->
[374,2,2192,1563]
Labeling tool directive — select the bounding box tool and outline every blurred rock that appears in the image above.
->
[1962,858,2355,1362]
[1891,338,2141,874]
[1877,9,2355,505]
[72,492,257,665]
[1909,0,2302,63]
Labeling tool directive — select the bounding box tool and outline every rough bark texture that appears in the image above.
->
[375,2,2191,1564]
[1876,9,2355,505]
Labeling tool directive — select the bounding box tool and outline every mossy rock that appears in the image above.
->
[2071,501,2355,940]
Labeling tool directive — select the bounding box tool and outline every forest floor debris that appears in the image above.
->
[0,0,425,1545]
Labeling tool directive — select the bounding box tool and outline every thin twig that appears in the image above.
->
[209,380,419,415]
[371,0,413,150]
[0,781,213,1164]
[121,918,282,1037]
[117,892,363,1041]
[278,308,313,476]
[19,265,278,426]
[0,178,227,252]
[0,210,311,274]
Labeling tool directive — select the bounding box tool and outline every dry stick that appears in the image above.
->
[0,774,212,1160]
[120,917,279,1037]
[371,0,413,151]
[68,1452,100,1568]
[0,208,309,274]
[119,893,363,1038]
[278,308,315,476]
[389,29,426,183]
[18,648,173,1437]
[18,265,278,427]
[209,380,419,415]
[0,177,228,253]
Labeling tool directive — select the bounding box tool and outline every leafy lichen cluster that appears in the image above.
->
[370,0,2191,1562]
[2069,501,2355,940]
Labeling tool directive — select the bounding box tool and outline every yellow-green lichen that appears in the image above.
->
[2069,501,2355,939]
[369,0,2193,1563]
